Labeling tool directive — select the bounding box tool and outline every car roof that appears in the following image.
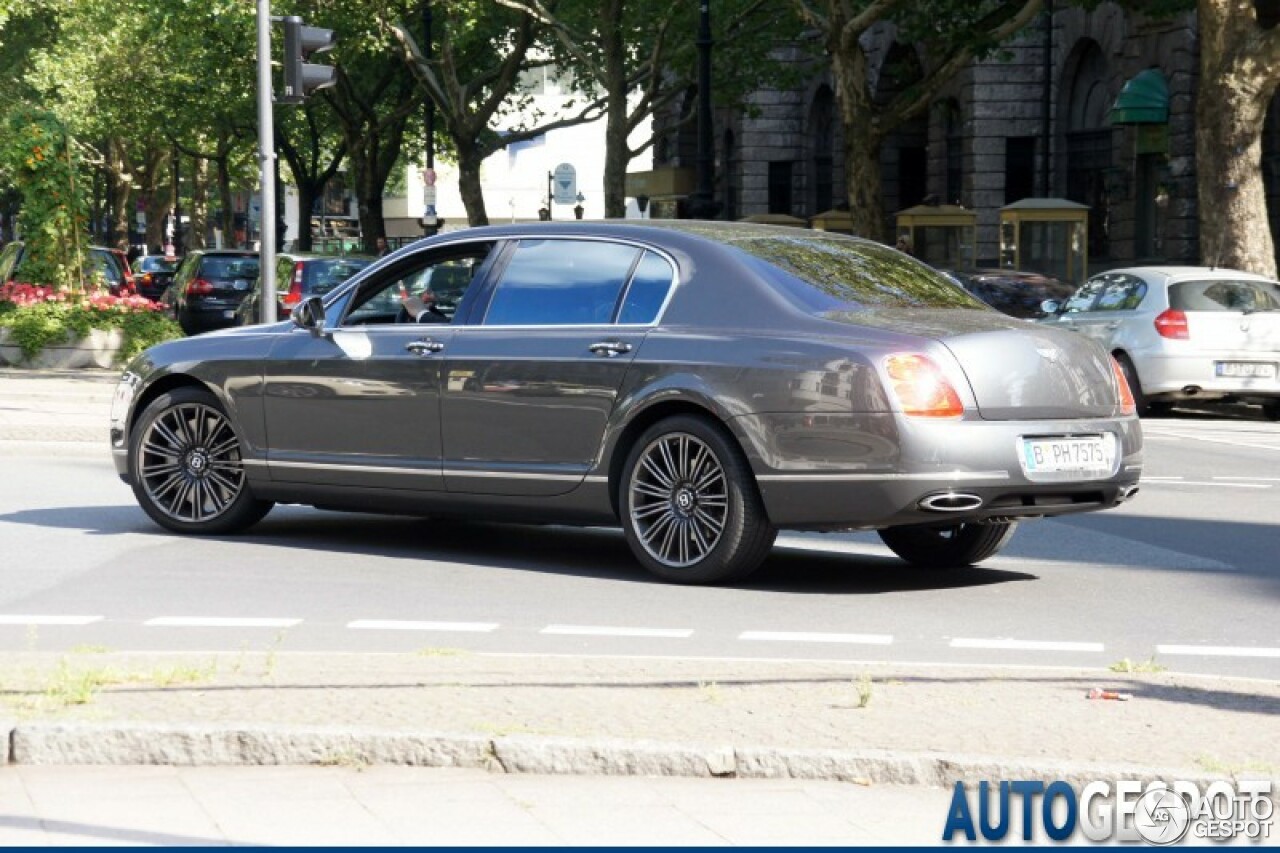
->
[1098,265,1279,285]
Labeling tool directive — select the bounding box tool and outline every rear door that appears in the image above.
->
[440,238,675,496]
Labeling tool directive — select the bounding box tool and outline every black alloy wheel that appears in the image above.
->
[620,415,775,584]
[129,387,273,534]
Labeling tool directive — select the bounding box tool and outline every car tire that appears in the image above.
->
[620,415,776,585]
[129,386,273,535]
[1263,401,1280,421]
[1115,354,1149,416]
[877,521,1018,569]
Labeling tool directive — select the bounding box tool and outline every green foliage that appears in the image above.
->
[0,298,183,363]
[0,107,90,288]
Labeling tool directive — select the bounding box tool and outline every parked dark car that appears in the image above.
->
[162,250,260,335]
[0,241,132,295]
[110,222,1141,585]
[942,268,1077,320]
[133,255,179,301]
[234,253,372,326]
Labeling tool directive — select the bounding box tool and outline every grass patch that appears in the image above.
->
[1109,655,1167,674]
[855,673,874,709]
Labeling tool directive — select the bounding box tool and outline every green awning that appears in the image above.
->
[1110,69,1168,125]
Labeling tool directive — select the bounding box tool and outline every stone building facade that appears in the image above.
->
[651,3,1220,272]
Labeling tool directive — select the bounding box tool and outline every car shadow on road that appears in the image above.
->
[0,505,1036,594]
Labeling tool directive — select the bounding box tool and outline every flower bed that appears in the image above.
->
[0,282,183,368]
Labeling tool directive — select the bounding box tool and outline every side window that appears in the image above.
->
[618,251,676,324]
[483,239,640,326]
[343,245,493,326]
[1062,280,1104,313]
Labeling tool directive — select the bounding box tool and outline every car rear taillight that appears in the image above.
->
[281,262,305,309]
[1110,357,1136,416]
[140,273,153,287]
[1154,309,1189,340]
[884,354,965,418]
[187,277,214,296]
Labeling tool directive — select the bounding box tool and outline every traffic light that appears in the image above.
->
[279,16,336,104]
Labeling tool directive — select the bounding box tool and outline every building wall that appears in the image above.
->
[667,3,1204,272]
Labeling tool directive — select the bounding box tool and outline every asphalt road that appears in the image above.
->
[0,408,1276,679]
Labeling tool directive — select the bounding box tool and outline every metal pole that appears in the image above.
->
[687,1,720,219]
[422,1,439,237]
[256,0,277,324]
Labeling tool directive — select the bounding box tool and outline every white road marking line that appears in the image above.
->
[144,617,302,628]
[1139,478,1269,489]
[540,625,694,639]
[738,631,893,645]
[1141,429,1280,452]
[950,638,1105,653]
[1214,476,1280,482]
[0,614,103,626]
[1155,644,1280,659]
[347,620,498,633]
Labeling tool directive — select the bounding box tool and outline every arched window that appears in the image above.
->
[1063,41,1113,260]
[809,85,835,214]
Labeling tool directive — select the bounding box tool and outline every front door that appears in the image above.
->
[262,243,497,490]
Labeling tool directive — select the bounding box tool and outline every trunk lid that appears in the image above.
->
[819,308,1120,419]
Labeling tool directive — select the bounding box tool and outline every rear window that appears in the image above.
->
[1169,279,1280,312]
[726,236,984,311]
[200,255,260,280]
[139,257,177,273]
[302,258,371,294]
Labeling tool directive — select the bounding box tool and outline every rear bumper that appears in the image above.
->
[1133,352,1280,400]
[740,412,1142,529]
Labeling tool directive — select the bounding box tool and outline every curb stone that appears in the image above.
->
[9,723,1276,799]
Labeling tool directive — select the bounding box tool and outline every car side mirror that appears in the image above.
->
[291,296,327,337]
[1040,299,1060,315]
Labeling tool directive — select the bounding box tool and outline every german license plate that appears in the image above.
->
[222,309,235,319]
[1215,361,1276,379]
[1019,435,1115,479]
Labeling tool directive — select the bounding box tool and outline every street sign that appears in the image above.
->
[423,168,437,187]
[423,185,438,207]
[553,162,577,205]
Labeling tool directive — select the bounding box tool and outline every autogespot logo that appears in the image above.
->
[942,779,1274,844]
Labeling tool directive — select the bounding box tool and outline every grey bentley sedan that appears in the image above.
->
[110,222,1142,584]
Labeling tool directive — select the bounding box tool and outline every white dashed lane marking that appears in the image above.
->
[1139,477,1270,489]
[346,620,499,633]
[1156,645,1280,659]
[0,614,103,626]
[950,638,1105,653]
[738,631,894,646]
[144,617,302,628]
[4,616,1278,663]
[540,625,694,638]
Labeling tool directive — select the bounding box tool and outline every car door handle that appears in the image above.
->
[405,339,445,356]
[588,340,633,357]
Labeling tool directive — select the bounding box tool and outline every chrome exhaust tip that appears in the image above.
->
[1118,484,1140,501]
[918,492,984,512]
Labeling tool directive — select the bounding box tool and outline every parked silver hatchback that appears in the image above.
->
[1040,266,1280,417]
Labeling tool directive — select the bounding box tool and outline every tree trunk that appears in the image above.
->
[294,181,319,252]
[600,0,628,219]
[457,148,489,226]
[1196,2,1279,277]
[354,155,387,253]
[830,37,886,241]
[189,157,209,250]
[217,156,235,248]
[107,138,132,250]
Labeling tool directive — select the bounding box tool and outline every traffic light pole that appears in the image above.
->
[256,0,277,325]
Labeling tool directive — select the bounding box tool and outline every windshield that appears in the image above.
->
[139,257,177,273]
[725,235,984,312]
[1170,279,1280,313]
